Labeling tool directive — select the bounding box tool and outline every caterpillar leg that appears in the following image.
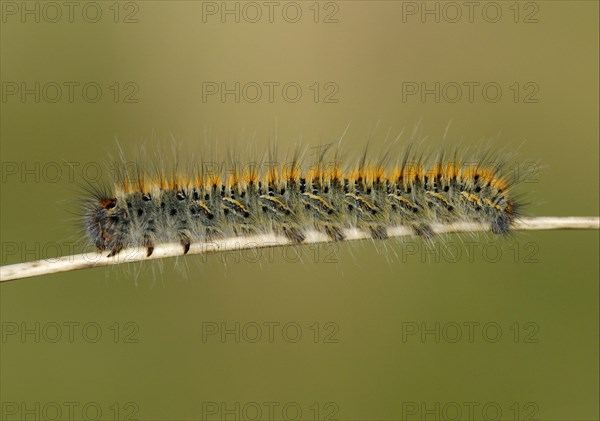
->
[369,225,388,240]
[283,226,306,243]
[144,236,155,257]
[491,215,512,234]
[107,243,124,258]
[179,233,191,255]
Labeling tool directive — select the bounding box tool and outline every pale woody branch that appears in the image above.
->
[1,217,598,282]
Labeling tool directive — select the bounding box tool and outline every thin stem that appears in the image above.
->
[1,216,598,282]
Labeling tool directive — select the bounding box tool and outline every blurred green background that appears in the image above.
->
[1,1,598,420]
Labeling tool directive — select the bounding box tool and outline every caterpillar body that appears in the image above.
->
[83,146,520,257]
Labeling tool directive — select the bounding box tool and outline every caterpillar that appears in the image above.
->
[82,144,521,258]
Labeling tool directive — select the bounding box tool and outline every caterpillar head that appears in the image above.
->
[84,197,128,256]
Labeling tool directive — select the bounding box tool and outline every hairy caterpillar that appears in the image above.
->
[82,144,521,258]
